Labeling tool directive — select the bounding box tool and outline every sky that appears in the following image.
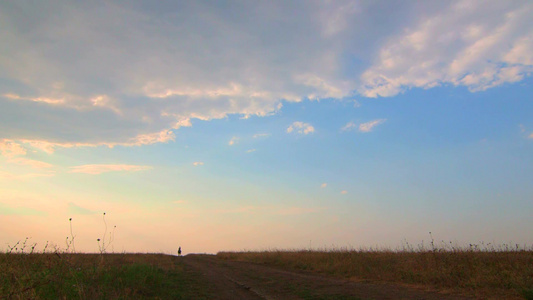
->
[1,0,532,254]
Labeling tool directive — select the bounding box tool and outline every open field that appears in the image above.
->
[0,252,214,299]
[218,247,533,299]
[2,251,474,300]
[3,245,532,299]
[2,2,533,299]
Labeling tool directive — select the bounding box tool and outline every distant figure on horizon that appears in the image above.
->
[178,247,182,256]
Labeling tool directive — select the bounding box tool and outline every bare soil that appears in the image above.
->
[182,254,473,300]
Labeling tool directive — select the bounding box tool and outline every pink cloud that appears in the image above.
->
[0,139,27,158]
[69,164,152,175]
[8,157,53,169]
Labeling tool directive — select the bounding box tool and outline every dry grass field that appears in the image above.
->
[3,235,532,299]
[218,244,533,299]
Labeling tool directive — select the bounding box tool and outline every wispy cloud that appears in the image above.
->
[321,183,328,188]
[3,93,65,105]
[0,139,27,158]
[253,133,271,138]
[340,119,386,133]
[341,190,348,195]
[287,122,315,135]
[246,149,256,153]
[14,129,176,154]
[359,119,387,133]
[0,170,55,180]
[341,121,357,131]
[69,164,152,175]
[0,139,53,169]
[128,130,175,146]
[529,133,533,139]
[8,157,53,169]
[193,162,204,166]
[228,136,239,146]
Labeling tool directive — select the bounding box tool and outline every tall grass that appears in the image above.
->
[218,242,533,299]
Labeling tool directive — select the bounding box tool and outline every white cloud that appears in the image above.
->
[228,136,239,146]
[192,162,204,166]
[246,149,256,153]
[359,119,386,133]
[69,164,152,175]
[341,121,357,131]
[504,35,533,65]
[287,122,315,135]
[321,183,328,188]
[359,1,533,97]
[130,130,175,146]
[0,1,531,148]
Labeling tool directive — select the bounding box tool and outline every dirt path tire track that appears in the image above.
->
[182,254,472,300]
[182,255,265,299]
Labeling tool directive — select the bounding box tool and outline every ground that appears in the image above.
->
[182,254,472,300]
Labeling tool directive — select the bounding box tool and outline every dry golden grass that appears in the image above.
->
[218,245,533,299]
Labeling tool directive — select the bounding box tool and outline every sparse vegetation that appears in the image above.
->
[218,240,533,299]
[5,218,532,299]
[1,251,213,299]
[1,215,213,299]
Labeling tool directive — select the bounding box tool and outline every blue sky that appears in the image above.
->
[1,1,532,254]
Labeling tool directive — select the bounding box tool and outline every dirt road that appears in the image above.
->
[181,254,471,300]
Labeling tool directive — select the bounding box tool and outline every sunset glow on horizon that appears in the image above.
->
[1,1,532,255]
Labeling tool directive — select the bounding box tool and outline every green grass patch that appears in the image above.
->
[1,253,212,299]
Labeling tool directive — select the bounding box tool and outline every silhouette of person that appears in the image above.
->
[178,247,182,256]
